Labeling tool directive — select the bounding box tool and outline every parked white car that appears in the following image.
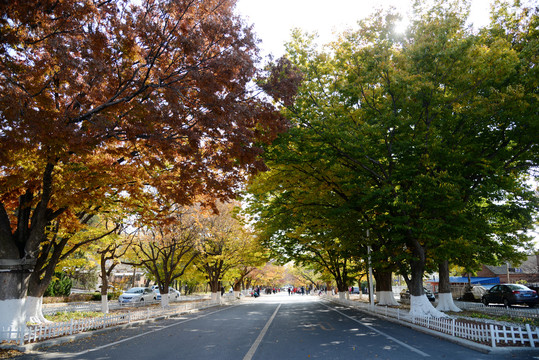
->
[118,287,156,304]
[152,285,181,301]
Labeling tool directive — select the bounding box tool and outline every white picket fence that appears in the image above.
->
[330,297,539,349]
[1,297,236,346]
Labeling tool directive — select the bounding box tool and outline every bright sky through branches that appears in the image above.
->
[235,0,496,57]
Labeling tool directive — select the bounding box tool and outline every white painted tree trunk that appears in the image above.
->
[436,292,461,312]
[0,298,27,341]
[210,292,220,303]
[346,291,350,300]
[25,296,51,324]
[101,296,109,314]
[233,290,240,299]
[376,291,399,306]
[409,295,448,318]
[338,291,345,300]
[161,294,170,308]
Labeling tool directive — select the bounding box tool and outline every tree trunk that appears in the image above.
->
[25,263,52,324]
[100,258,109,313]
[26,296,52,324]
[0,260,33,340]
[161,291,170,308]
[409,258,425,297]
[335,274,348,293]
[357,274,364,300]
[233,276,243,298]
[232,280,241,298]
[436,260,461,312]
[101,296,109,314]
[209,279,220,303]
[0,167,57,338]
[210,291,220,303]
[408,258,446,318]
[374,270,399,306]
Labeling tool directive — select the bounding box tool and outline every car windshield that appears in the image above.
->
[126,288,143,294]
[506,284,529,290]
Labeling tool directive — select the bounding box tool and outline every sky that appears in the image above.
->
[235,0,496,57]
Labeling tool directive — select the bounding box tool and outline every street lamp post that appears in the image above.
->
[367,229,374,307]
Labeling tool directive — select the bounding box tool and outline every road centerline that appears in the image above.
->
[243,303,282,360]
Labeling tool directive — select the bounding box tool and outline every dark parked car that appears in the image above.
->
[481,284,538,308]
[400,288,435,302]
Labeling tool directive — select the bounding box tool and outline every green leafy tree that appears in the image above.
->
[248,0,538,316]
[44,272,72,297]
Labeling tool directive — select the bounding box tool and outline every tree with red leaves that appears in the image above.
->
[0,0,295,337]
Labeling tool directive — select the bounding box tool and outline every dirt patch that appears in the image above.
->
[43,294,96,303]
[0,348,23,359]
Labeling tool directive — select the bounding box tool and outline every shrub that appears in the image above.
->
[44,272,72,297]
[90,292,116,301]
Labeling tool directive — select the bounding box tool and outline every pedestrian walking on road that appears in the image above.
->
[288,288,291,296]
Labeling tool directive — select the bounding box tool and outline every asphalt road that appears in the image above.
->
[13,293,539,360]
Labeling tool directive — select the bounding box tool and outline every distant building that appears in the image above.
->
[96,263,148,291]
[476,254,539,284]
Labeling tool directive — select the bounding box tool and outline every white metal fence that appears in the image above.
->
[329,297,538,349]
[2,296,236,346]
[41,295,208,315]
[454,301,539,319]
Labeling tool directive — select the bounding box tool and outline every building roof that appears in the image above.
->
[483,265,507,275]
[484,255,538,275]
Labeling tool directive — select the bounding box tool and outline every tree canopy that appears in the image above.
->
[243,0,538,313]
[0,0,291,303]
